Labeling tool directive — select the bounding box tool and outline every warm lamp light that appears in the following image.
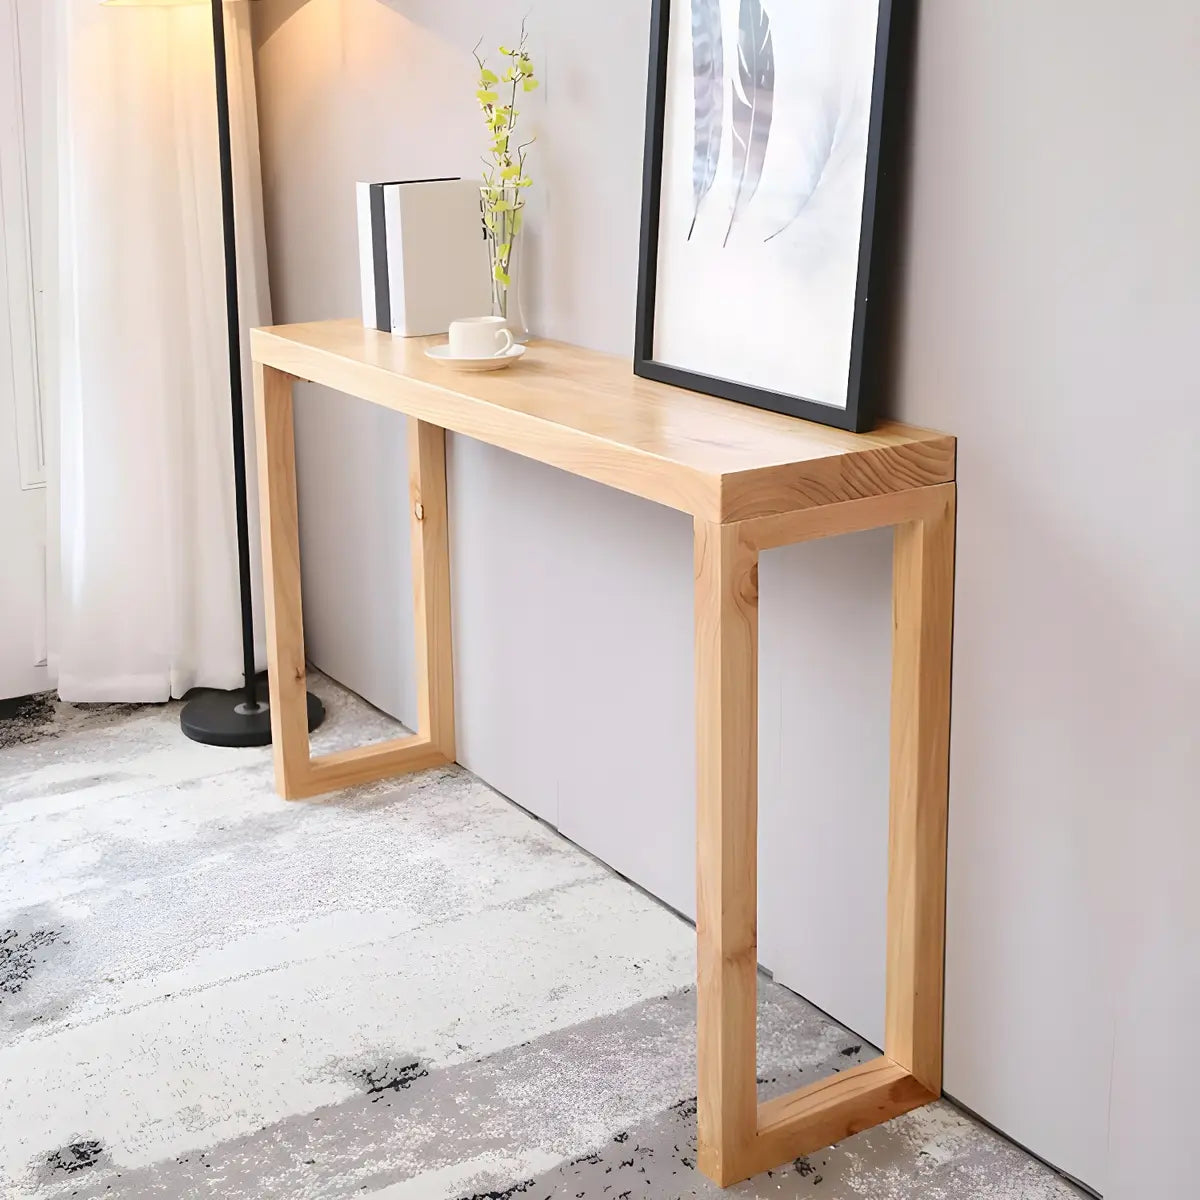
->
[99,0,324,747]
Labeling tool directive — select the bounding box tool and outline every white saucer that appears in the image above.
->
[425,343,526,372]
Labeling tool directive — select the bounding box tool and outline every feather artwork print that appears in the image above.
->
[765,101,840,243]
[688,0,724,240]
[724,0,775,247]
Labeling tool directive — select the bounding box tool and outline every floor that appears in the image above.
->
[0,676,1085,1200]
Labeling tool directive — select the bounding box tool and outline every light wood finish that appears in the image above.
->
[409,418,456,760]
[252,367,455,801]
[251,320,954,524]
[694,520,761,1184]
[885,485,956,1092]
[740,483,954,552]
[687,483,956,1186]
[253,364,312,797]
[250,320,956,1188]
[305,736,450,799]
[749,1058,935,1179]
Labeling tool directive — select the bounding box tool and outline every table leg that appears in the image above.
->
[410,418,456,762]
[254,374,456,800]
[253,363,313,797]
[886,485,955,1092]
[693,485,954,1188]
[694,519,760,1185]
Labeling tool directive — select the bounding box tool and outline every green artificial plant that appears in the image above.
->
[474,23,539,318]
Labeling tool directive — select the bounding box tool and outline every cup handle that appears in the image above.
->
[495,328,515,356]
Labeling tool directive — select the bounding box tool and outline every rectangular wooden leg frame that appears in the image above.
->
[254,364,456,800]
[695,483,955,1186]
[254,359,955,1188]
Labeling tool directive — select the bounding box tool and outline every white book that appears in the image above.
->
[356,178,491,337]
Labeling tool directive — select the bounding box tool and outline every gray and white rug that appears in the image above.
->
[0,676,1082,1199]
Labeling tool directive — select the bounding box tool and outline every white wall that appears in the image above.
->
[892,7,1198,1193]
[252,2,1200,1194]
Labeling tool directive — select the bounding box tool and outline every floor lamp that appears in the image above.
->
[101,0,324,746]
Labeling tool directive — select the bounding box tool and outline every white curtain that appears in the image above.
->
[53,0,269,701]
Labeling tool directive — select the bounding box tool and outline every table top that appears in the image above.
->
[251,319,955,523]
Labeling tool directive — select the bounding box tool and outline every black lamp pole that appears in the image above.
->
[180,0,324,746]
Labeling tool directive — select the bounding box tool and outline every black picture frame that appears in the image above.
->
[634,0,908,434]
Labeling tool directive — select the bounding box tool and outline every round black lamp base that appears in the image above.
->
[180,686,325,748]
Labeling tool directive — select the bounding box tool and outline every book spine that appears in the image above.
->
[383,185,405,334]
[355,182,376,329]
[370,184,393,333]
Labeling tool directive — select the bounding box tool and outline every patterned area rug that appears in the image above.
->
[0,676,1082,1199]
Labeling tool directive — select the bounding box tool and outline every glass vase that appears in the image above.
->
[481,185,530,343]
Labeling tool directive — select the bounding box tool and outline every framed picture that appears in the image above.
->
[635,0,905,432]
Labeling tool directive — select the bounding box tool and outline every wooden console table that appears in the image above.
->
[250,318,956,1188]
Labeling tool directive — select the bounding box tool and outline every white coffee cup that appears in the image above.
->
[448,316,514,359]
